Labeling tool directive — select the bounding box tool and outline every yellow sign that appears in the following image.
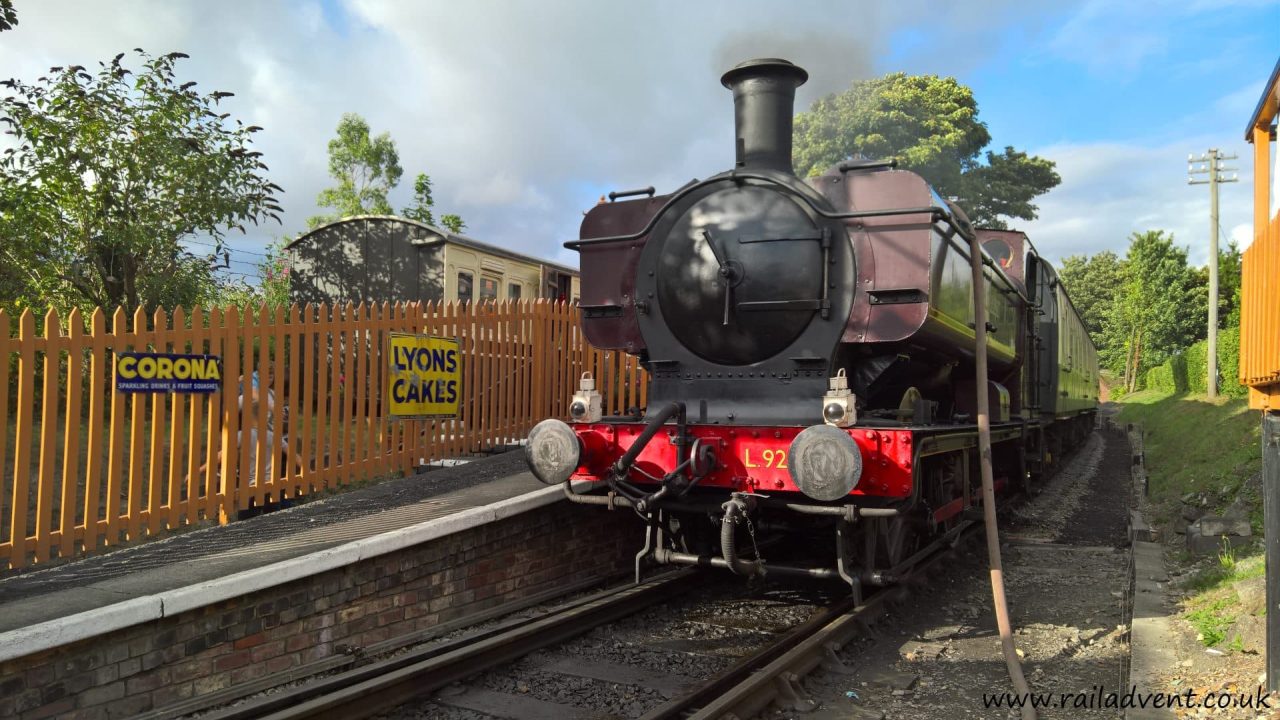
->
[115,353,221,393]
[388,333,461,419]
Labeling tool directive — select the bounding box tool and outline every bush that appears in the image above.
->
[1185,340,1208,394]
[1144,352,1188,393]
[1145,360,1177,393]
[1219,325,1247,398]
[1140,326,1247,398]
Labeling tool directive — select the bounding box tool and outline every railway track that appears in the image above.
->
[193,517,981,720]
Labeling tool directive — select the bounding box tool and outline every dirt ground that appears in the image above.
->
[770,428,1136,719]
[1149,535,1275,720]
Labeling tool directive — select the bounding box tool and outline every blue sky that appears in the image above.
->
[1,0,1276,280]
[965,2,1277,148]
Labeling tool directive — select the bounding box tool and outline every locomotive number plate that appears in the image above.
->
[742,448,788,469]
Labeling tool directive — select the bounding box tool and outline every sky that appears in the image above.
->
[2,0,1277,283]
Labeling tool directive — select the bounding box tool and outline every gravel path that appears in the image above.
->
[785,428,1133,719]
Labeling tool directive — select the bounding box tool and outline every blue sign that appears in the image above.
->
[114,353,222,393]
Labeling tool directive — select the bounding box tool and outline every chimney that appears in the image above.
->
[720,58,808,175]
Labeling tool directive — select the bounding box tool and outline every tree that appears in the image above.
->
[401,173,437,226]
[308,113,402,228]
[1104,231,1202,392]
[402,172,467,234]
[439,214,466,234]
[1,0,17,31]
[1058,250,1122,338]
[792,73,1060,228]
[0,50,281,313]
[219,239,291,309]
[1212,240,1243,330]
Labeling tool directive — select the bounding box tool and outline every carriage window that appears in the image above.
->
[508,283,522,300]
[457,271,473,303]
[479,276,499,301]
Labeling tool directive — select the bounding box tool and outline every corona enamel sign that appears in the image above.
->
[114,353,222,393]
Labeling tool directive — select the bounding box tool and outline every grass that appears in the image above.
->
[1116,389,1267,648]
[1185,595,1237,647]
[1183,552,1265,647]
[1116,389,1263,531]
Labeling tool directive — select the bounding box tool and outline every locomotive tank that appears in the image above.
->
[574,58,1026,427]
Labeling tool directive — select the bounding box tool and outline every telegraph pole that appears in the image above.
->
[1188,149,1238,398]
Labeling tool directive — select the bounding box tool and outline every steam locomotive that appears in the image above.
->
[525,58,1098,599]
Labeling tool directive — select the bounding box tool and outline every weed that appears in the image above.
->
[1185,596,1236,647]
[1218,541,1237,574]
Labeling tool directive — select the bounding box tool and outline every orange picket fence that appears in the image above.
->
[0,300,648,570]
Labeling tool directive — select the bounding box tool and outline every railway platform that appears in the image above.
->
[0,451,640,720]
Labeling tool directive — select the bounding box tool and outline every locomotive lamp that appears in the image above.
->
[569,372,602,423]
[525,419,581,485]
[821,369,856,428]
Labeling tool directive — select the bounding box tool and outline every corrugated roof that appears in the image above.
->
[284,215,579,274]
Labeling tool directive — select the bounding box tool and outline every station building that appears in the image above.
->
[286,215,580,307]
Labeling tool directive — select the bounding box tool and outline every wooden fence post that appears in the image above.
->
[59,308,84,558]
[0,309,9,564]
[34,308,61,563]
[219,306,241,524]
[9,310,36,568]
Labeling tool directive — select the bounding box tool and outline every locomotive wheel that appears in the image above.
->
[878,516,918,569]
[861,516,920,572]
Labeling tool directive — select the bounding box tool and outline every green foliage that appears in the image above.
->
[1067,234,1240,394]
[0,0,16,31]
[1219,240,1243,329]
[1185,341,1208,396]
[958,147,1061,229]
[439,214,466,234]
[1218,325,1246,397]
[792,72,1060,227]
[0,50,281,315]
[1141,327,1247,398]
[1058,250,1121,338]
[1186,596,1236,647]
[1116,392,1261,516]
[216,239,291,309]
[1103,231,1204,391]
[308,113,402,228]
[1143,358,1182,394]
[401,172,467,233]
[401,173,436,226]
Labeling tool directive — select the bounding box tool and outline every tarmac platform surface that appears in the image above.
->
[0,450,538,635]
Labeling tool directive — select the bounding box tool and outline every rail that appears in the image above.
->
[196,570,702,720]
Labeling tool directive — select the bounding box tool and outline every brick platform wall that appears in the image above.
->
[0,502,640,720]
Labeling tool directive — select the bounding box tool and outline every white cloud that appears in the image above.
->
[1024,135,1256,267]
[0,0,1042,273]
[10,0,1268,293]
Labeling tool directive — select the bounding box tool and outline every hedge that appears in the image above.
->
[1141,326,1246,398]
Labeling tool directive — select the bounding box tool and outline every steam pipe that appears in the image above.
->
[613,402,684,476]
[653,549,840,580]
[721,497,763,576]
